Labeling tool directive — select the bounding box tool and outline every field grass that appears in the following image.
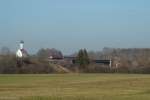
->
[0,74,150,100]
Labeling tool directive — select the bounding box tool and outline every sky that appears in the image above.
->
[0,0,150,54]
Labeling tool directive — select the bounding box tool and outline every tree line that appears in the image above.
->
[0,47,150,73]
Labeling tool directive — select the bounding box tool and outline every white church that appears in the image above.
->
[16,40,28,59]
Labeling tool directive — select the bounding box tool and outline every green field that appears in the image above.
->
[0,74,150,100]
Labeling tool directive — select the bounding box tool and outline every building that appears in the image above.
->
[16,40,28,58]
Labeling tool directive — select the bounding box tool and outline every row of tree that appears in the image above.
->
[87,48,150,73]
[0,47,150,73]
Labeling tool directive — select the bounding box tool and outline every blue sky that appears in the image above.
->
[0,0,150,54]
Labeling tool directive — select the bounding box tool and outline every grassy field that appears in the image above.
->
[0,74,150,100]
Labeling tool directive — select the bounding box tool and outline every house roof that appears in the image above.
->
[20,49,28,54]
